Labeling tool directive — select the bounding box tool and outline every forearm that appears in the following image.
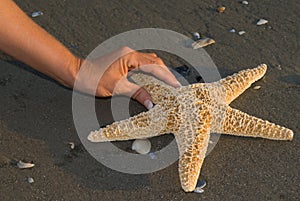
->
[0,0,80,87]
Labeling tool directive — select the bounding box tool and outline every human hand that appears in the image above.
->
[75,47,181,109]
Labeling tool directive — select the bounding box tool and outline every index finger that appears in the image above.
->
[138,64,181,88]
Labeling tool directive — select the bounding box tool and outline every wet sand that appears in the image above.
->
[0,0,299,200]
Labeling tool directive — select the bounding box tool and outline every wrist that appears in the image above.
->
[64,56,83,88]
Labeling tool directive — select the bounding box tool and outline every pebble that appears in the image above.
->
[132,139,151,154]
[192,32,201,40]
[175,65,190,77]
[31,11,43,18]
[27,177,34,184]
[217,6,226,13]
[241,1,249,5]
[196,180,207,189]
[253,86,261,90]
[229,28,236,33]
[196,75,203,82]
[17,160,35,169]
[238,31,246,35]
[257,19,268,26]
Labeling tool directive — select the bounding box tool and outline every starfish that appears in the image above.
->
[88,64,294,192]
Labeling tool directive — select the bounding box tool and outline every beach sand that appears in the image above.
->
[0,0,299,200]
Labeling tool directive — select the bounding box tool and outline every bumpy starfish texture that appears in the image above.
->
[88,64,293,192]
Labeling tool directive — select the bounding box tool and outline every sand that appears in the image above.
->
[0,0,299,200]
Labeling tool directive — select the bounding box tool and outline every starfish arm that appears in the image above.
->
[174,111,211,192]
[130,73,176,104]
[130,72,174,90]
[88,105,169,142]
[212,106,293,140]
[218,64,267,104]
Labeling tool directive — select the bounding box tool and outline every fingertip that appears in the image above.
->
[144,99,154,110]
[132,87,153,109]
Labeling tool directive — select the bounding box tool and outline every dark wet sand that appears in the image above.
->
[0,0,299,200]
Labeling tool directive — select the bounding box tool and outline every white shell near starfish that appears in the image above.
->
[132,139,151,154]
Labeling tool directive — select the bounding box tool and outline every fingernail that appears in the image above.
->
[144,100,153,110]
[176,81,182,87]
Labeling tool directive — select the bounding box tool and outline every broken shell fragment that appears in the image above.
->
[229,28,236,33]
[253,86,261,90]
[192,38,215,49]
[257,19,268,26]
[238,31,246,35]
[192,32,201,40]
[194,188,204,193]
[27,177,34,184]
[241,1,249,5]
[132,139,151,154]
[217,6,226,13]
[31,11,43,18]
[17,160,35,169]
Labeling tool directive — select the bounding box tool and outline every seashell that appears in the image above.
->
[217,6,226,13]
[192,32,201,40]
[192,38,215,49]
[241,1,249,5]
[229,28,236,33]
[68,142,75,150]
[17,160,35,169]
[27,177,34,184]
[31,11,43,18]
[132,139,151,154]
[253,86,261,90]
[238,31,246,35]
[194,188,204,193]
[257,19,268,26]
[275,65,282,70]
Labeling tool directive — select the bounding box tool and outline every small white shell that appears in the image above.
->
[192,32,201,40]
[68,142,75,149]
[17,160,35,169]
[253,86,261,90]
[275,65,282,70]
[31,11,43,18]
[241,1,249,5]
[257,19,268,26]
[229,28,236,33]
[132,139,151,154]
[27,177,34,184]
[238,31,246,35]
[194,188,204,193]
[192,38,215,49]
